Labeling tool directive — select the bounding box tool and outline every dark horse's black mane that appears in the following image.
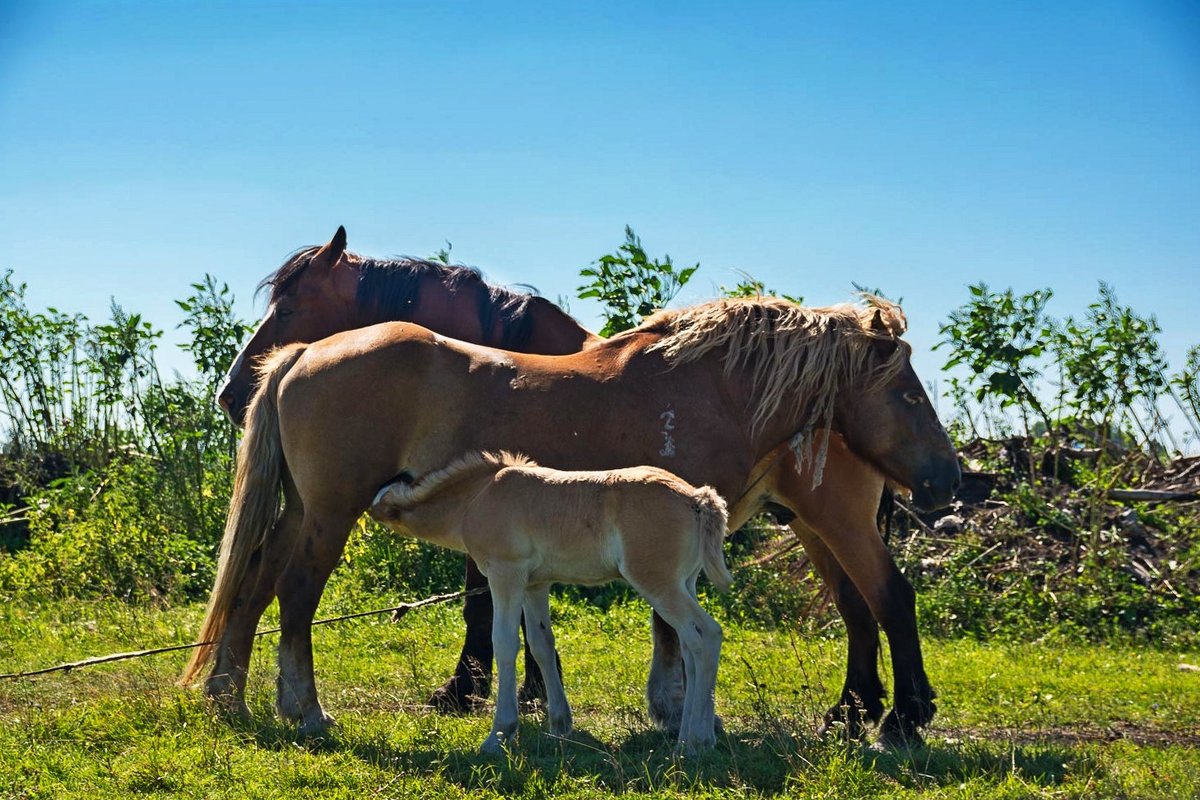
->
[258,246,552,351]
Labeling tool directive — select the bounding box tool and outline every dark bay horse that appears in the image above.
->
[189,292,960,742]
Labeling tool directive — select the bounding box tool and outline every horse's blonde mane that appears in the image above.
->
[645,295,910,484]
[384,450,536,509]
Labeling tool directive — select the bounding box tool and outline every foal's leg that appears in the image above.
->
[521,584,572,736]
[205,497,303,717]
[480,564,527,754]
[640,581,722,752]
[273,508,359,736]
[793,524,887,737]
[430,556,559,712]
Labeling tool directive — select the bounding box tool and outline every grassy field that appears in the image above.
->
[2,592,1198,799]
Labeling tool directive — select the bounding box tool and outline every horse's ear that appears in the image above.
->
[869,308,889,335]
[310,226,348,272]
[867,303,907,337]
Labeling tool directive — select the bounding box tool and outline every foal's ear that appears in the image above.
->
[310,226,349,272]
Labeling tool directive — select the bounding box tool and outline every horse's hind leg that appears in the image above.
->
[793,524,886,738]
[273,507,358,736]
[521,584,572,736]
[430,556,494,712]
[205,496,302,718]
[646,611,686,733]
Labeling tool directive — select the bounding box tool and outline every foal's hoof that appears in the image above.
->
[429,676,487,714]
[480,723,518,755]
[548,711,573,737]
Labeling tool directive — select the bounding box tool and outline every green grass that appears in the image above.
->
[2,593,1198,799]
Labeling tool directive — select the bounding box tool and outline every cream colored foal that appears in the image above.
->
[370,451,731,753]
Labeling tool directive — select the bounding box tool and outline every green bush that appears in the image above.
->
[0,460,217,602]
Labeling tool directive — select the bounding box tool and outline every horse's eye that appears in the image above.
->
[903,391,923,405]
[276,306,295,320]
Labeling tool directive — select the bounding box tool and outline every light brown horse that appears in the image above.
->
[184,294,960,743]
[370,451,731,753]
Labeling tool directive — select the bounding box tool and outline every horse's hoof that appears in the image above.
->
[429,677,487,714]
[877,716,926,751]
[548,712,573,737]
[518,680,547,710]
[479,734,504,755]
[297,710,336,738]
[819,702,875,741]
[203,675,250,721]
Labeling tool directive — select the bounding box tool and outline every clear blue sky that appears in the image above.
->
[2,1,1198,417]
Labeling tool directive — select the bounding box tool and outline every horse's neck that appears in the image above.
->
[621,332,812,464]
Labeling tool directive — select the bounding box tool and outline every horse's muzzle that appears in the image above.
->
[909,462,962,512]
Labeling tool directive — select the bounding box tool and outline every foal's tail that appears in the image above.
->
[179,343,307,686]
[694,486,733,591]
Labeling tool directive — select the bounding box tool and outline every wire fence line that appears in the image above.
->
[0,587,487,680]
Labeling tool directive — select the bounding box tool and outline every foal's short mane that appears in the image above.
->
[644,295,911,481]
[385,451,536,509]
[258,246,559,351]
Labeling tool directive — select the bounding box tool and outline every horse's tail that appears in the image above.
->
[179,343,307,686]
[693,486,732,592]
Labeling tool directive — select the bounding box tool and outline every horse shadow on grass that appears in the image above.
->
[234,713,1090,795]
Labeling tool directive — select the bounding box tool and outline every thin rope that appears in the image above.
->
[0,587,487,680]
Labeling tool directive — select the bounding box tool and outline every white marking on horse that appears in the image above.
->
[215,304,273,408]
[659,405,677,457]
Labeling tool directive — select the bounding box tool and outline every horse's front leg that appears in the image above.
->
[274,509,357,736]
[799,520,933,746]
[874,564,935,747]
[793,524,887,738]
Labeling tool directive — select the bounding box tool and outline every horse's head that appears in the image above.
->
[218,226,359,425]
[832,305,961,511]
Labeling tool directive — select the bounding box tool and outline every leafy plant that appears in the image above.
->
[720,274,803,305]
[577,226,698,336]
[936,283,1055,439]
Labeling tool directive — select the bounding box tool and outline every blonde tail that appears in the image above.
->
[694,486,732,591]
[179,344,307,685]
